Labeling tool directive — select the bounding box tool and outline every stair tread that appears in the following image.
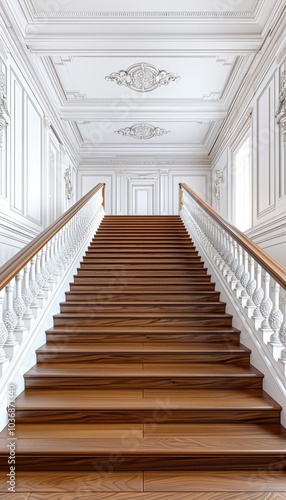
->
[2,433,286,454]
[37,342,249,353]
[53,312,231,319]
[24,363,263,377]
[14,389,279,410]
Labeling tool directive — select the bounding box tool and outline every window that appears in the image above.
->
[233,135,252,232]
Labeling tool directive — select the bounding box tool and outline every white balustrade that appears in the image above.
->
[180,183,286,385]
[0,183,105,382]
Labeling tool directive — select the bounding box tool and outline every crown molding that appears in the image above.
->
[24,34,263,56]
[78,157,211,168]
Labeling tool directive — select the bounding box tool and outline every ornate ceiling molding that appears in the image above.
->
[28,1,261,20]
[105,63,180,93]
[115,123,170,140]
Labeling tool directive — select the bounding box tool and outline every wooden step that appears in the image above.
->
[11,392,281,424]
[45,326,241,344]
[2,470,286,495]
[36,341,249,364]
[1,423,285,471]
[65,291,221,302]
[82,257,203,264]
[59,301,226,314]
[79,262,206,269]
[23,363,263,390]
[52,312,233,328]
[73,276,212,285]
[76,269,209,277]
[69,283,216,291]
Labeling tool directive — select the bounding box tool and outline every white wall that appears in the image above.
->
[211,35,286,266]
[0,31,77,267]
[77,163,211,215]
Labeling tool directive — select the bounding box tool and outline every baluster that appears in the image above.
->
[13,270,27,343]
[259,271,273,343]
[41,245,51,296]
[3,279,19,360]
[268,282,284,360]
[234,245,244,298]
[22,262,34,329]
[36,251,46,307]
[0,289,9,375]
[226,236,235,284]
[46,241,56,289]
[30,257,41,317]
[239,249,250,307]
[230,241,239,291]
[245,256,256,318]
[278,294,286,375]
[252,263,264,328]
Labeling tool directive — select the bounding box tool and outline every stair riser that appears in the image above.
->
[82,258,203,264]
[59,304,226,314]
[14,409,279,425]
[79,263,206,269]
[76,270,209,277]
[36,352,249,364]
[69,284,216,291]
[73,277,212,284]
[45,333,241,344]
[65,292,221,302]
[53,317,233,328]
[24,376,262,390]
[6,455,284,472]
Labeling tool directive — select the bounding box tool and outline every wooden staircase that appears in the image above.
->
[1,215,286,495]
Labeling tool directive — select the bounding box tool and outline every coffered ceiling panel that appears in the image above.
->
[52,56,237,101]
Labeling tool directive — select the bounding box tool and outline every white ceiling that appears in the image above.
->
[4,0,283,162]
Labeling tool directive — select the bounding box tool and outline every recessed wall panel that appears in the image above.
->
[12,78,24,212]
[257,79,275,217]
[26,98,42,224]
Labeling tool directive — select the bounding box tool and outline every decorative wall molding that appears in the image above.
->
[0,68,9,148]
[105,63,180,93]
[276,70,286,144]
[115,124,170,140]
[0,39,8,60]
[66,91,87,101]
[214,169,223,211]
[64,165,73,201]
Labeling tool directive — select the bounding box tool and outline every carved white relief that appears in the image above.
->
[276,70,286,144]
[214,170,223,211]
[64,166,73,200]
[105,63,180,93]
[0,69,9,148]
[0,39,8,60]
[115,123,170,140]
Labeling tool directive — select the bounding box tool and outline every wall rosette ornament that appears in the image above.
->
[106,63,180,92]
[115,123,170,140]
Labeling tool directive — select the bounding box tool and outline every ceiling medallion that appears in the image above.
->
[115,123,170,140]
[105,63,180,92]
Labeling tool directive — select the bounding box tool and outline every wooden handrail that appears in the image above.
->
[180,182,286,290]
[0,183,105,291]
